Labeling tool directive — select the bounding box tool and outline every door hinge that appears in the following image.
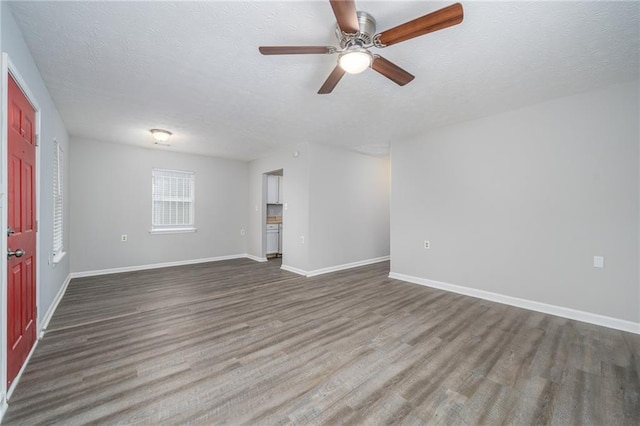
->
[35,220,38,232]
[35,134,39,147]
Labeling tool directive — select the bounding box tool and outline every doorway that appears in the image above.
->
[264,169,283,260]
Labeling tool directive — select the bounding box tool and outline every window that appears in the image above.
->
[151,168,195,233]
[52,139,64,262]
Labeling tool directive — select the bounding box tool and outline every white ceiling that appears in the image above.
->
[8,1,639,161]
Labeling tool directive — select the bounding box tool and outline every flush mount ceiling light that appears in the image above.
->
[150,129,172,142]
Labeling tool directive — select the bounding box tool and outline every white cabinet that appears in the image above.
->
[266,224,279,254]
[267,175,279,204]
[267,175,283,204]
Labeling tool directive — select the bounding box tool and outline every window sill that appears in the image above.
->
[50,251,66,265]
[149,228,197,235]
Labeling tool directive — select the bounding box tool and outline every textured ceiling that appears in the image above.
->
[8,1,639,161]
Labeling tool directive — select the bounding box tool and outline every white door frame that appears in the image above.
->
[262,170,284,261]
[0,53,42,404]
[261,173,268,259]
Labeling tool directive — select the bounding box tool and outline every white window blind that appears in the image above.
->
[151,168,195,231]
[52,139,63,257]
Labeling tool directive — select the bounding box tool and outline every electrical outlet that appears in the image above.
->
[121,234,128,242]
[424,240,430,249]
[300,236,305,244]
[240,229,245,236]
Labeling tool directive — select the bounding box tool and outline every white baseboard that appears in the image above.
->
[6,336,40,400]
[70,254,248,279]
[38,273,72,337]
[280,264,307,276]
[281,256,390,278]
[2,273,72,416]
[389,272,640,335]
[246,254,268,262]
[306,256,390,277]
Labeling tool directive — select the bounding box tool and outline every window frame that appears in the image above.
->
[51,138,65,263]
[150,168,196,234]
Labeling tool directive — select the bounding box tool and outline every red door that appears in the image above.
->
[6,74,37,387]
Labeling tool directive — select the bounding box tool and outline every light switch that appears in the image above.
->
[593,256,604,268]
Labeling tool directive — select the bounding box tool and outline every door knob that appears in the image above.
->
[7,248,24,258]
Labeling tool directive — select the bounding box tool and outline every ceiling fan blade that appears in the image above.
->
[375,3,463,47]
[259,46,335,55]
[318,66,346,94]
[330,0,359,34]
[371,56,415,86]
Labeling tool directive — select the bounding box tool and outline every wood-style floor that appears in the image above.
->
[3,258,639,425]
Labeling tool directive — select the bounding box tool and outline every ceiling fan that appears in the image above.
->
[259,0,464,94]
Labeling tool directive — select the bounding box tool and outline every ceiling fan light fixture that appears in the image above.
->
[150,128,172,142]
[338,49,372,74]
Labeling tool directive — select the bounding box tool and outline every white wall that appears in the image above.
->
[248,143,310,271]
[308,144,390,271]
[1,2,71,403]
[248,142,391,274]
[391,81,639,324]
[2,0,71,324]
[69,138,249,273]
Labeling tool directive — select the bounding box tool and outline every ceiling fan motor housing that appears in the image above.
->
[336,11,377,48]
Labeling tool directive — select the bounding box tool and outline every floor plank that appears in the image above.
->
[3,258,639,425]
